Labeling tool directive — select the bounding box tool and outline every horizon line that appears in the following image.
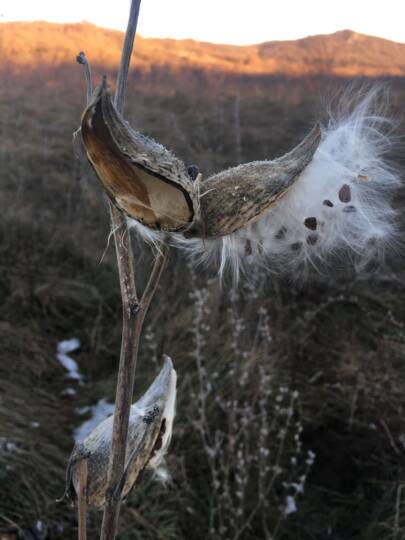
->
[1,19,405,47]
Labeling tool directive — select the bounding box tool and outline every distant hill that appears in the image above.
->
[1,22,405,77]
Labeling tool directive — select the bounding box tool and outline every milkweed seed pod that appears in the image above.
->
[81,79,321,237]
[81,78,197,233]
[61,357,176,509]
[81,82,402,279]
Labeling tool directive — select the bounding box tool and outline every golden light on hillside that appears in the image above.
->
[1,22,405,77]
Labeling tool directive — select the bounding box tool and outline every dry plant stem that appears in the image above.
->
[100,240,168,539]
[76,3,165,537]
[76,51,93,104]
[77,459,88,540]
[114,0,141,112]
[92,1,166,538]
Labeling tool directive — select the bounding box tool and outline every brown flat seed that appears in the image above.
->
[290,242,302,252]
[339,184,351,203]
[304,217,317,230]
[275,226,287,240]
[306,234,318,245]
[358,174,369,182]
[343,205,356,213]
[323,200,334,207]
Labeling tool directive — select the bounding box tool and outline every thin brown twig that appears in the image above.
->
[76,51,93,104]
[97,2,171,537]
[114,1,141,113]
[100,241,168,540]
[77,459,88,540]
[74,1,168,538]
[94,2,143,537]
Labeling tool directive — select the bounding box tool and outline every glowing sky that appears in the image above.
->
[1,0,404,45]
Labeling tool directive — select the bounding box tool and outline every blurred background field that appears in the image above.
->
[1,21,405,539]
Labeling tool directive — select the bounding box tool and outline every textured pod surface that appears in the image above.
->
[187,124,322,238]
[63,357,177,509]
[173,89,402,280]
[81,79,322,240]
[81,80,197,232]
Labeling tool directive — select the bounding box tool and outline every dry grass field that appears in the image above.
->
[1,22,405,539]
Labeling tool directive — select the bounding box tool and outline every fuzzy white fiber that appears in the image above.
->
[147,365,177,473]
[129,89,402,280]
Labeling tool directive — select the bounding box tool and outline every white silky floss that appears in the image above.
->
[130,89,402,280]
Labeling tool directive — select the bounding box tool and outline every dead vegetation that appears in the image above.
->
[1,49,405,538]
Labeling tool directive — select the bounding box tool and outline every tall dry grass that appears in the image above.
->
[1,66,405,538]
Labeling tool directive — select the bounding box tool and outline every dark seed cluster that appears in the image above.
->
[272,182,357,254]
[304,217,317,230]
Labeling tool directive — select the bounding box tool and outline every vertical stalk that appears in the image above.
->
[96,1,168,538]
[100,239,168,540]
[75,4,168,538]
[77,459,88,540]
[114,1,141,114]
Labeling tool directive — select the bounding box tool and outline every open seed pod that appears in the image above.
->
[61,356,176,509]
[81,83,401,277]
[81,78,197,233]
[188,124,321,238]
[81,79,321,239]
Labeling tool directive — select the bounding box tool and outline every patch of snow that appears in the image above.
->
[285,495,297,515]
[56,338,82,380]
[74,399,115,442]
[57,353,82,380]
[57,338,81,354]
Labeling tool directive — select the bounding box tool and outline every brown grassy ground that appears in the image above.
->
[1,63,405,539]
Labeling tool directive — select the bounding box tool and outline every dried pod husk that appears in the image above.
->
[80,79,321,239]
[187,124,321,238]
[81,79,197,232]
[62,357,176,509]
[178,89,403,280]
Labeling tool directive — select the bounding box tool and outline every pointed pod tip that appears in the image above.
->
[84,76,112,111]
[138,356,177,410]
[162,355,174,371]
[160,355,177,387]
[277,122,322,168]
[272,123,322,170]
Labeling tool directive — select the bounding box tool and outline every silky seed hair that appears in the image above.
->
[172,88,402,279]
[129,87,403,281]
